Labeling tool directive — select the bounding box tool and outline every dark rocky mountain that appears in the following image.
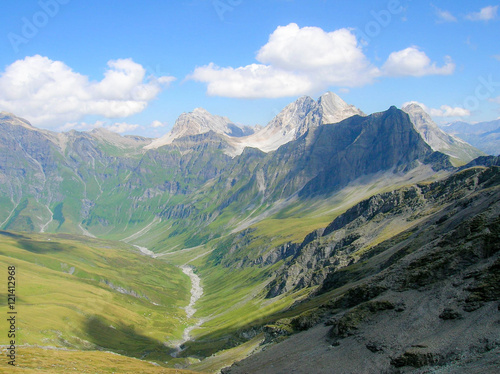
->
[223,164,500,374]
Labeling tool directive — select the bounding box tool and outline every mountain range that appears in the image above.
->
[0,93,499,373]
[440,119,500,156]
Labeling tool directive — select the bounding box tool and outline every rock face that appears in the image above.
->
[266,165,500,297]
[296,106,447,197]
[238,96,321,153]
[402,103,484,164]
[318,91,365,124]
[223,165,500,374]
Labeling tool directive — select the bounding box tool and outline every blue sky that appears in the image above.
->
[0,0,499,137]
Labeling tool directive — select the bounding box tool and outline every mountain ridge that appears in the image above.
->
[402,103,485,164]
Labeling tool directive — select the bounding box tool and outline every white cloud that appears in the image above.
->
[60,120,140,134]
[189,24,455,99]
[188,23,379,99]
[435,105,471,117]
[382,47,455,77]
[188,63,313,99]
[256,24,372,75]
[404,101,470,117]
[0,55,175,128]
[60,121,105,132]
[151,120,167,128]
[434,7,457,23]
[489,96,500,104]
[108,122,140,134]
[466,5,498,21]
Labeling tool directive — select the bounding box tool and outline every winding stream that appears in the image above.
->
[180,265,204,342]
[171,265,204,356]
[125,240,204,356]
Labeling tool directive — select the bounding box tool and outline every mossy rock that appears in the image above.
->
[328,300,395,338]
[465,259,500,304]
[290,309,324,331]
[328,284,388,310]
[391,350,443,368]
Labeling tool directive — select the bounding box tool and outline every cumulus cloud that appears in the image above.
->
[60,121,106,132]
[188,23,380,99]
[107,122,140,134]
[189,24,455,99]
[0,55,175,128]
[466,5,498,21]
[150,120,167,128]
[188,63,313,99]
[382,47,455,77]
[433,7,457,23]
[404,101,470,117]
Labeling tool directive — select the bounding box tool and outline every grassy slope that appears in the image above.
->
[0,231,192,366]
[0,347,203,374]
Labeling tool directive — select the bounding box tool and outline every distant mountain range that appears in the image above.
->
[0,93,489,237]
[147,92,365,156]
[440,119,500,156]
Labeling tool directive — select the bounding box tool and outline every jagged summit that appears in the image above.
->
[145,92,365,154]
[145,107,253,149]
[239,95,321,153]
[402,102,484,164]
[228,93,365,155]
[318,92,365,124]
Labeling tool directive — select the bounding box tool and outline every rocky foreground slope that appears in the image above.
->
[222,163,500,374]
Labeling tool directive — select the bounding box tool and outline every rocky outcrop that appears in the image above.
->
[266,166,500,298]
[224,166,500,374]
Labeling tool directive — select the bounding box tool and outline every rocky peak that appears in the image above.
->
[318,92,365,124]
[173,108,235,138]
[402,103,484,163]
[402,103,438,135]
[0,111,36,130]
[227,93,366,155]
[145,108,249,149]
[266,95,320,136]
